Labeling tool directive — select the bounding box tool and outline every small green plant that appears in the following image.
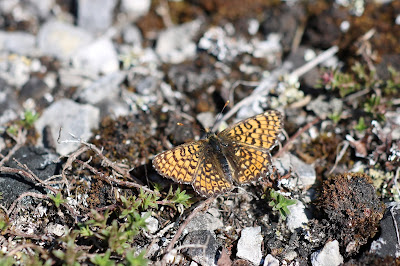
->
[364,94,380,113]
[328,111,342,124]
[90,249,114,266]
[21,110,39,128]
[0,218,9,232]
[6,109,39,136]
[0,255,15,266]
[269,189,296,219]
[53,231,83,266]
[383,67,400,95]
[125,250,148,266]
[168,187,192,208]
[354,117,368,132]
[48,192,67,208]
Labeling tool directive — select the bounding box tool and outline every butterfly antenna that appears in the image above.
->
[211,100,230,132]
[177,122,207,134]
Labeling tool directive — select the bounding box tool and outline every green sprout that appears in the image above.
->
[6,109,39,136]
[21,110,39,128]
[354,117,368,132]
[48,192,67,208]
[269,189,296,220]
[328,111,342,124]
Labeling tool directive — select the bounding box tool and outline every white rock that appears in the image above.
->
[37,20,93,60]
[45,223,66,237]
[120,0,151,21]
[252,33,282,60]
[122,25,143,47]
[237,226,263,265]
[274,153,316,189]
[184,213,223,235]
[77,72,125,105]
[156,19,202,64]
[264,254,279,266]
[35,99,100,155]
[311,240,343,266]
[144,215,159,234]
[28,0,55,18]
[77,0,117,33]
[0,31,36,55]
[286,200,309,232]
[72,38,119,74]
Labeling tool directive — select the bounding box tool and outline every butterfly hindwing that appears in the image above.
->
[192,151,233,197]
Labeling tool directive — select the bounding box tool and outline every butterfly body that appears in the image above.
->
[153,110,283,197]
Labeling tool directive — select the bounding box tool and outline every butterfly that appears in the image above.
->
[152,110,283,197]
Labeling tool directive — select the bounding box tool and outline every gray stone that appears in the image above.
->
[120,0,151,21]
[143,215,159,234]
[37,20,93,60]
[71,38,119,74]
[0,31,36,55]
[274,153,316,189]
[0,53,31,87]
[28,0,55,18]
[264,254,279,266]
[0,147,59,208]
[122,25,143,47]
[311,240,343,266]
[236,226,263,265]
[131,75,160,96]
[370,202,400,257]
[306,96,343,120]
[198,26,253,62]
[77,72,125,105]
[35,99,100,155]
[58,68,93,88]
[20,76,50,102]
[196,112,215,130]
[0,84,20,126]
[184,213,223,235]
[183,230,218,266]
[96,99,131,119]
[286,200,309,232]
[77,0,117,34]
[156,19,202,64]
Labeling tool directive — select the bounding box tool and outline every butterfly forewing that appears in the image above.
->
[218,110,283,150]
[152,141,205,184]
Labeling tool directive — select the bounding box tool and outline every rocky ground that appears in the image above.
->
[0,0,400,265]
